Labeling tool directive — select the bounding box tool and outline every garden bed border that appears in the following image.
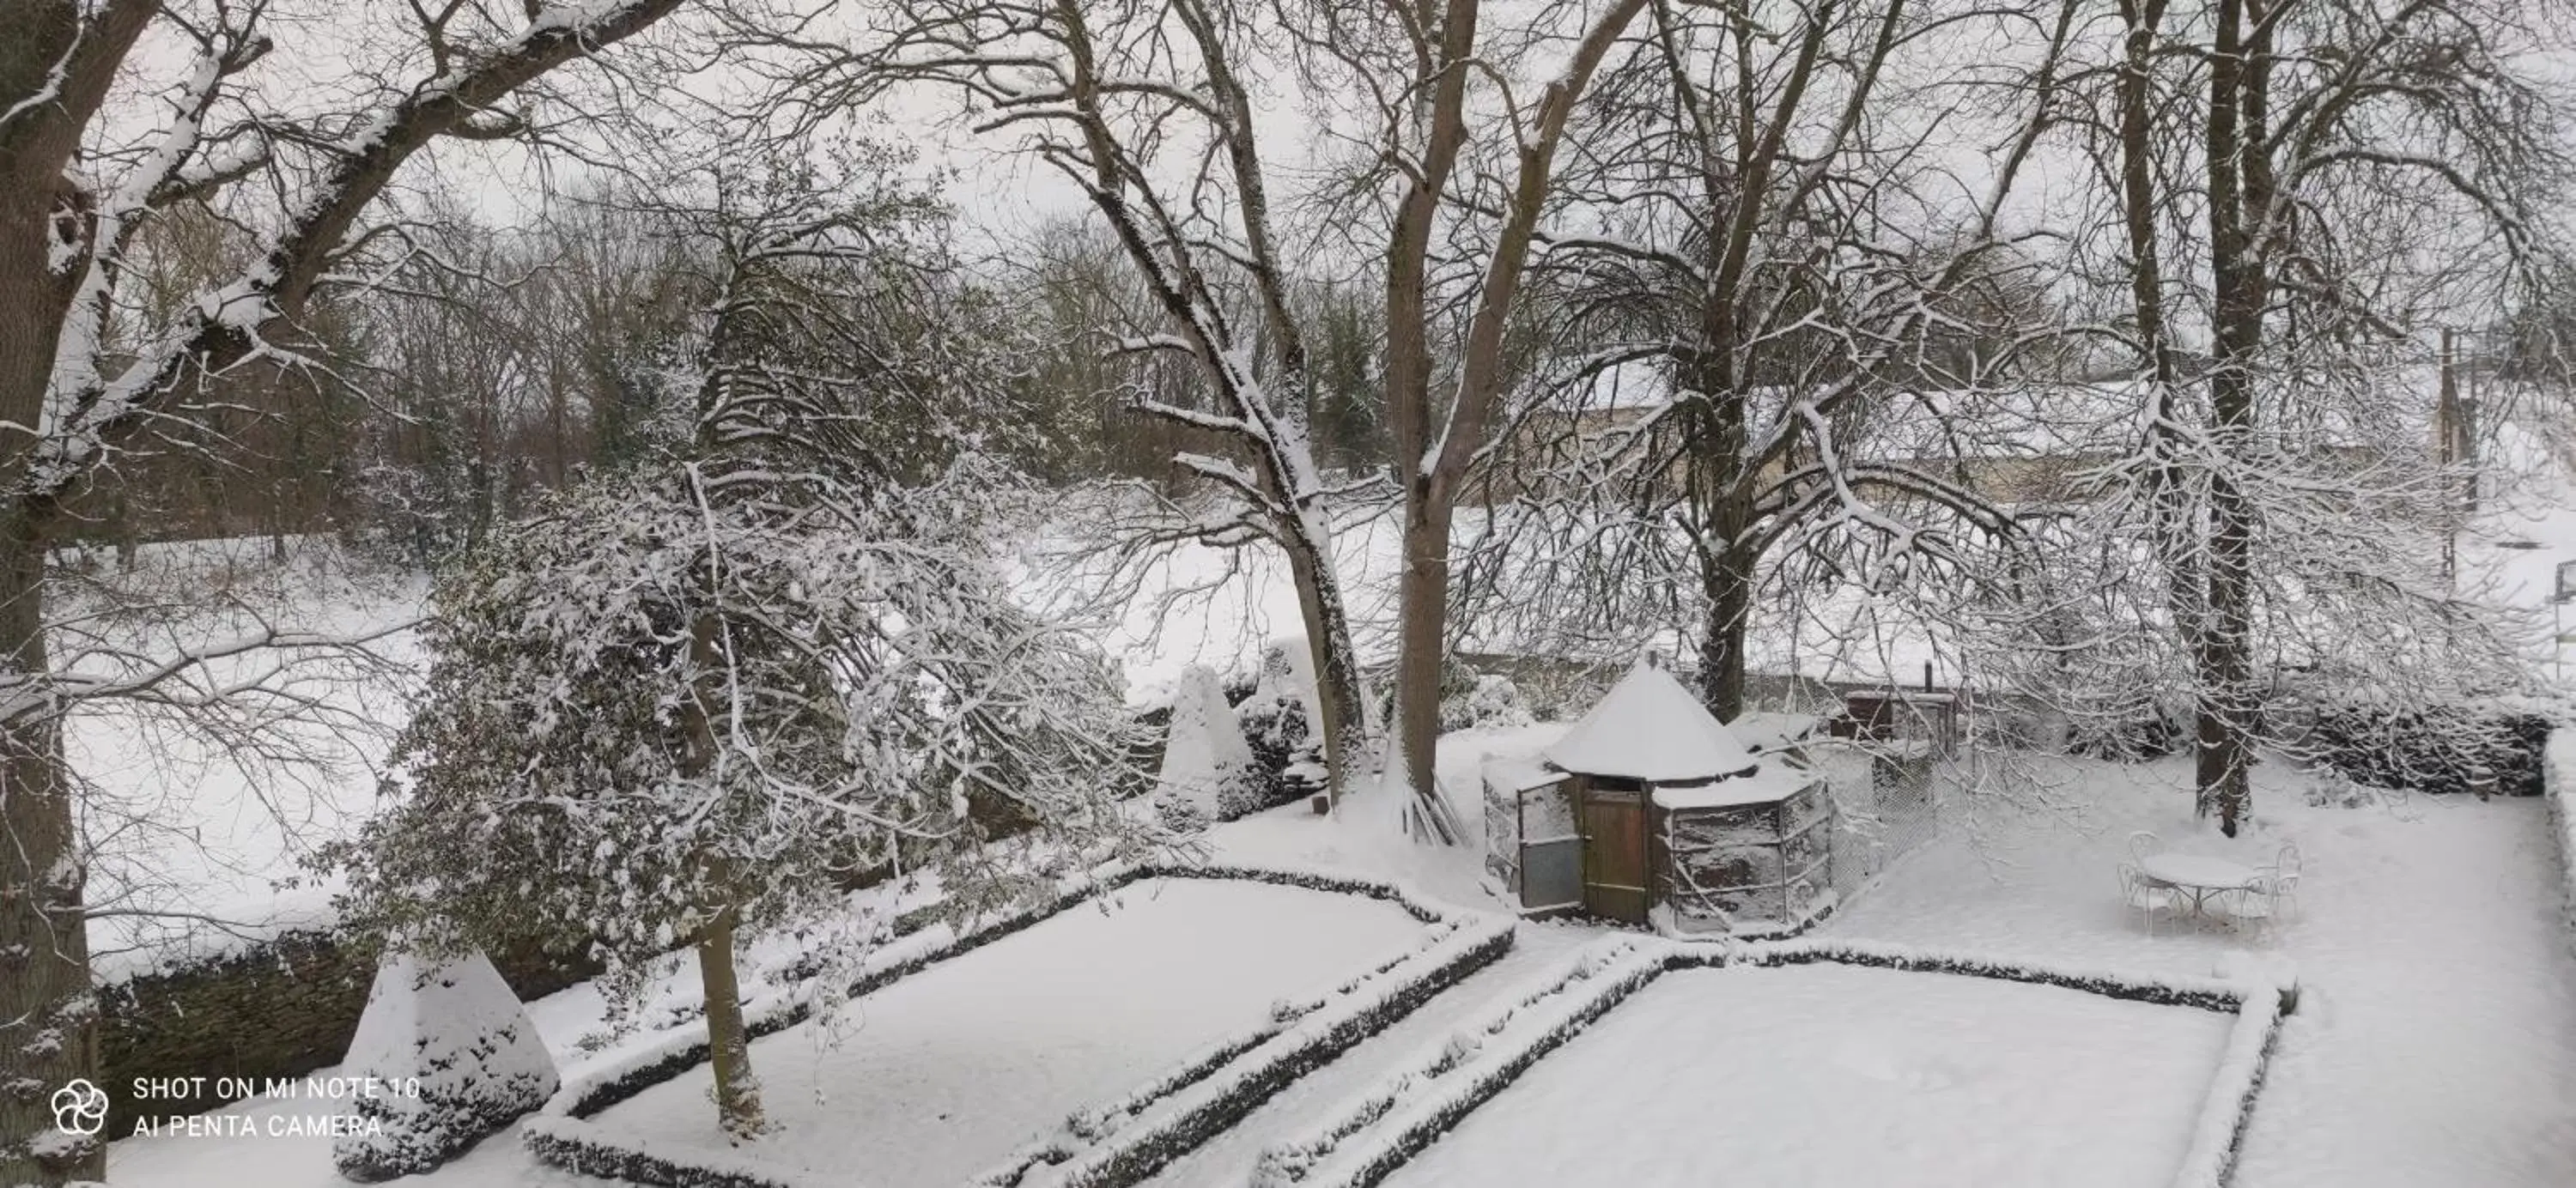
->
[521,862,1513,1188]
[1254,934,2293,1188]
[2545,728,2576,959]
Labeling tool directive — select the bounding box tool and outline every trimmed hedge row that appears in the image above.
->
[95,927,597,1139]
[523,864,1515,1188]
[2546,730,2576,959]
[1261,935,2293,1188]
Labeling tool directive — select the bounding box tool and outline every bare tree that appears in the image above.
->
[2074,0,2572,831]
[0,3,686,1179]
[1457,0,2080,723]
[781,0,1387,803]
[1265,0,1656,835]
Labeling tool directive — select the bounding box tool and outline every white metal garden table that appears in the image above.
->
[2137,853,2260,924]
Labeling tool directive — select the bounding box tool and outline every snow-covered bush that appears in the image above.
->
[2286,692,2556,797]
[1232,639,1326,816]
[1440,671,1534,733]
[333,951,560,1182]
[1156,665,1262,828]
[2300,768,2379,809]
[2064,695,2192,761]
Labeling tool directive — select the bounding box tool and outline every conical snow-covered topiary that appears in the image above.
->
[331,949,559,1183]
[1155,664,1261,830]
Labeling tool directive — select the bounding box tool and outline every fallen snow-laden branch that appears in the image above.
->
[1258,935,2296,1188]
[2544,729,2576,959]
[521,863,1513,1188]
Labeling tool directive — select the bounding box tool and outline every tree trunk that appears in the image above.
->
[1279,521,1370,801]
[1696,539,1757,724]
[1680,331,1756,723]
[0,512,97,1185]
[1388,488,1458,839]
[2198,0,2260,835]
[678,609,766,1136]
[695,907,765,1142]
[2,12,112,1172]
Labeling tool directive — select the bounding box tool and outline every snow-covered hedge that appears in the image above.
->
[1256,936,2293,1188]
[332,951,562,1181]
[522,864,1513,1188]
[1250,938,1666,1188]
[2545,728,2576,957]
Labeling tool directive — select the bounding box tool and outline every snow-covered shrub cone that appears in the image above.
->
[1260,936,2295,1188]
[331,950,560,1182]
[521,863,1510,1188]
[1156,664,1264,826]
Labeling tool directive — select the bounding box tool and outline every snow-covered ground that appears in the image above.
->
[1830,756,2576,1188]
[1386,962,2231,1188]
[580,878,1430,1187]
[79,501,2576,1188]
[103,706,2576,1188]
[64,537,422,977]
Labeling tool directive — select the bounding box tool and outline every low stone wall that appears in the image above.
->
[99,930,598,1138]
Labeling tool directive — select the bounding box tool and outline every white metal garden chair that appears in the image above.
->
[2127,830,2166,865]
[2221,873,2290,940]
[2118,863,2178,936]
[2277,845,2318,917]
[2236,839,2298,922]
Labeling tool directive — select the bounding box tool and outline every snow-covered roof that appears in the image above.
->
[1482,755,1565,794]
[1731,712,1826,755]
[1545,662,1758,783]
[1650,760,1814,809]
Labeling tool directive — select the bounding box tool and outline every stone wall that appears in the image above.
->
[98,930,598,1137]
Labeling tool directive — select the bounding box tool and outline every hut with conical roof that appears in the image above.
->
[1482,660,1838,935]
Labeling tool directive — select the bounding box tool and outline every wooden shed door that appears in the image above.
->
[1580,787,1649,924]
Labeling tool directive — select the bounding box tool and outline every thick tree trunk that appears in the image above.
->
[1681,311,1755,724]
[2,13,114,1175]
[1696,539,1756,724]
[0,513,96,1185]
[1388,486,1457,839]
[2196,462,2256,833]
[695,908,764,1143]
[1279,522,1370,801]
[2198,0,2260,835]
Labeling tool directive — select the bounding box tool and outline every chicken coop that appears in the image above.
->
[1482,661,1842,936]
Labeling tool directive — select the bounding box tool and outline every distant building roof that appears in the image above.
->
[1544,662,1759,783]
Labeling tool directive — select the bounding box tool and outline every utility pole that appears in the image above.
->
[2439,329,2459,582]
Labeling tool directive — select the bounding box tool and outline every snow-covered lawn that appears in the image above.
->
[1830,756,2576,1188]
[1382,962,2232,1188]
[68,537,422,978]
[577,877,1428,1187]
